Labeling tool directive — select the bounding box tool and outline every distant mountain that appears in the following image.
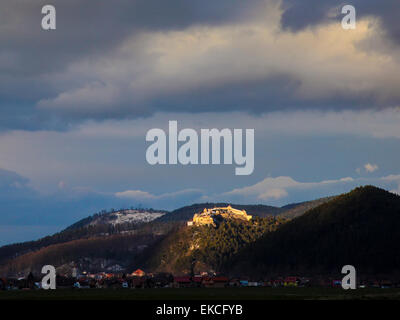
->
[0,220,180,277]
[0,208,168,267]
[228,186,400,276]
[157,203,283,222]
[65,208,167,231]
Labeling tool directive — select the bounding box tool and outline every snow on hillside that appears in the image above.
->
[88,209,166,226]
[109,210,165,225]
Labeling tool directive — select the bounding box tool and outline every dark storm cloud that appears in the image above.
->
[281,0,400,44]
[145,76,382,114]
[0,0,261,76]
[0,0,265,130]
[1,0,400,131]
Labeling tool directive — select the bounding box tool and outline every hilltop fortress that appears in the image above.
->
[187,205,252,227]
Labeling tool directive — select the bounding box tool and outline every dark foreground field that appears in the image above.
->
[1,287,400,300]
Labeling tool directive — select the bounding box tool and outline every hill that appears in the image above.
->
[0,208,170,267]
[65,208,167,231]
[0,221,179,277]
[140,216,288,274]
[228,186,400,276]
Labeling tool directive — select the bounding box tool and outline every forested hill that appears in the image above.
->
[0,210,170,266]
[140,216,289,274]
[228,186,400,276]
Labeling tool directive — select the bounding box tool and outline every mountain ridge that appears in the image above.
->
[2,186,399,278]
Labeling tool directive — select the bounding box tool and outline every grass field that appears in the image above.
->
[1,287,400,300]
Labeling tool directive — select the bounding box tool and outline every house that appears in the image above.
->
[298,277,311,287]
[332,280,341,288]
[173,276,192,288]
[107,264,124,272]
[284,276,298,287]
[271,279,283,287]
[153,273,174,288]
[202,277,214,288]
[212,276,229,288]
[229,278,240,287]
[200,276,229,288]
[240,280,249,287]
[248,281,259,287]
[193,275,203,287]
[131,269,146,277]
[131,277,145,288]
[380,280,393,288]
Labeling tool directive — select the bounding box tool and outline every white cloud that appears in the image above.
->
[258,188,288,200]
[217,174,400,205]
[115,190,155,200]
[357,163,379,174]
[222,176,354,202]
[364,163,379,173]
[224,176,299,198]
[115,188,204,202]
[381,174,400,181]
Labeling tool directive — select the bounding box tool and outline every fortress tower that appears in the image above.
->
[187,205,252,227]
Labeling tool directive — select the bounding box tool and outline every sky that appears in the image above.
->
[1,0,400,245]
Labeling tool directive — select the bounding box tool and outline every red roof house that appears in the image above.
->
[132,269,146,277]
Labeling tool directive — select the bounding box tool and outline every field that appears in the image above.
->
[1,287,400,300]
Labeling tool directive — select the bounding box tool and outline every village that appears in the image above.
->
[0,268,397,291]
